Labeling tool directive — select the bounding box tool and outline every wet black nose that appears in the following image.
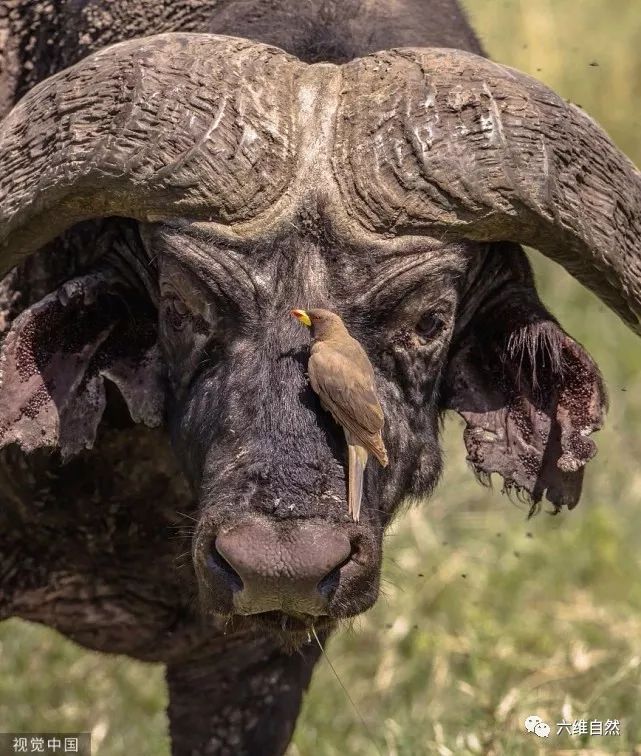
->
[209,519,352,615]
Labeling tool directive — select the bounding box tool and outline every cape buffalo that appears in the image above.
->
[0,1,638,753]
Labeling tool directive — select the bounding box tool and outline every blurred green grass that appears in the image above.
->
[2,1,641,754]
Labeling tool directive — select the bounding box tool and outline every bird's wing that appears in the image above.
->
[308,345,385,445]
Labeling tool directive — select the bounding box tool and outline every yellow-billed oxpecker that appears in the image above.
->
[291,308,389,521]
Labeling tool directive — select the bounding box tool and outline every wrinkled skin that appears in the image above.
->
[157,225,471,624]
[0,2,621,755]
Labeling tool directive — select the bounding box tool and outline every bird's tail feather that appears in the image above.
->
[348,444,368,522]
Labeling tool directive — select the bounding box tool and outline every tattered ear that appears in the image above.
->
[0,269,165,459]
[443,296,606,512]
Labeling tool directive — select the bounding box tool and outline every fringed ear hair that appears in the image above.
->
[444,282,605,513]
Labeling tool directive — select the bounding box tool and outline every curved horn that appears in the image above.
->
[335,48,641,333]
[0,33,300,273]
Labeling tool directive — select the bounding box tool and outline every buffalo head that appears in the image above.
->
[0,34,637,640]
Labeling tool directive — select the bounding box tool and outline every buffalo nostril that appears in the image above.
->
[317,552,352,599]
[207,544,243,592]
[317,566,341,599]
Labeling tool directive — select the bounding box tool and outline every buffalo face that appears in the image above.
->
[150,223,457,634]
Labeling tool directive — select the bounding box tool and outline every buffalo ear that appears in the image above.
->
[442,292,606,512]
[0,268,164,459]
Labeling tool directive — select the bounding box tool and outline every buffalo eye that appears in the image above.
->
[164,296,190,331]
[416,312,444,341]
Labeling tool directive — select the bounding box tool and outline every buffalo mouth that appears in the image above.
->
[215,610,336,648]
[242,610,334,636]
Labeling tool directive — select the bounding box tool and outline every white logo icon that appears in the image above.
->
[525,715,550,737]
[534,722,551,738]
[524,715,542,733]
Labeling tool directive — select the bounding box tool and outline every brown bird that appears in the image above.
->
[291,308,388,521]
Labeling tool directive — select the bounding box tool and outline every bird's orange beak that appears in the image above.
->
[291,309,312,327]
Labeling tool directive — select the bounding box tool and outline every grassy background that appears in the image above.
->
[2,1,641,754]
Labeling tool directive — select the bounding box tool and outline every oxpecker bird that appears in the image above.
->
[291,308,388,521]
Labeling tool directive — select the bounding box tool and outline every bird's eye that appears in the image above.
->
[416,312,444,341]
